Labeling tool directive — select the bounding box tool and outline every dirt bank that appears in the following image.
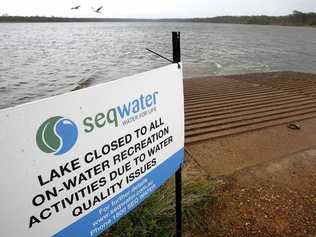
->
[201,148,316,237]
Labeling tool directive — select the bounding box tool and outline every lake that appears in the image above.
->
[0,22,316,109]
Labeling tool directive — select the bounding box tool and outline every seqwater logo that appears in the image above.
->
[36,116,78,156]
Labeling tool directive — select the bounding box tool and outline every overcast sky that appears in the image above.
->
[1,0,316,18]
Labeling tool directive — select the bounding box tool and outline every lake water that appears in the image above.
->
[0,22,316,109]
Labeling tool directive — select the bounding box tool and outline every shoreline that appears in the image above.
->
[1,12,316,27]
[1,21,315,28]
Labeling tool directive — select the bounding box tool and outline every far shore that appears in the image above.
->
[1,11,315,27]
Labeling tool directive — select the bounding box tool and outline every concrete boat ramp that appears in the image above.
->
[185,71,316,144]
[185,71,316,176]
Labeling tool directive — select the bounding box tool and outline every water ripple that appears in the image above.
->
[0,22,316,109]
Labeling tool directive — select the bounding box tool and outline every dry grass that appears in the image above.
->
[99,150,216,237]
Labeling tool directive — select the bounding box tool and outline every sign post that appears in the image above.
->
[172,31,182,237]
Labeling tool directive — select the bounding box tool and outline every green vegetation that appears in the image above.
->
[102,177,215,237]
[197,11,316,26]
[1,11,316,26]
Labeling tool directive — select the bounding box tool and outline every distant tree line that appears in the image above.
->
[0,11,315,26]
[195,11,316,26]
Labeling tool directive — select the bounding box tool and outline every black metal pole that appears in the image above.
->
[172,31,182,237]
[172,32,181,63]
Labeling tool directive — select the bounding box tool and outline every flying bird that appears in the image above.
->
[71,5,81,10]
[94,6,103,14]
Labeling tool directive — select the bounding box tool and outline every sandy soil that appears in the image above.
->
[200,148,316,237]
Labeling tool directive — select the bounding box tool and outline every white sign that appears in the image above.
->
[0,64,184,237]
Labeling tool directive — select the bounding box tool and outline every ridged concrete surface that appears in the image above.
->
[184,72,316,144]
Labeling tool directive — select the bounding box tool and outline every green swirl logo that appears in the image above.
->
[36,116,78,156]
